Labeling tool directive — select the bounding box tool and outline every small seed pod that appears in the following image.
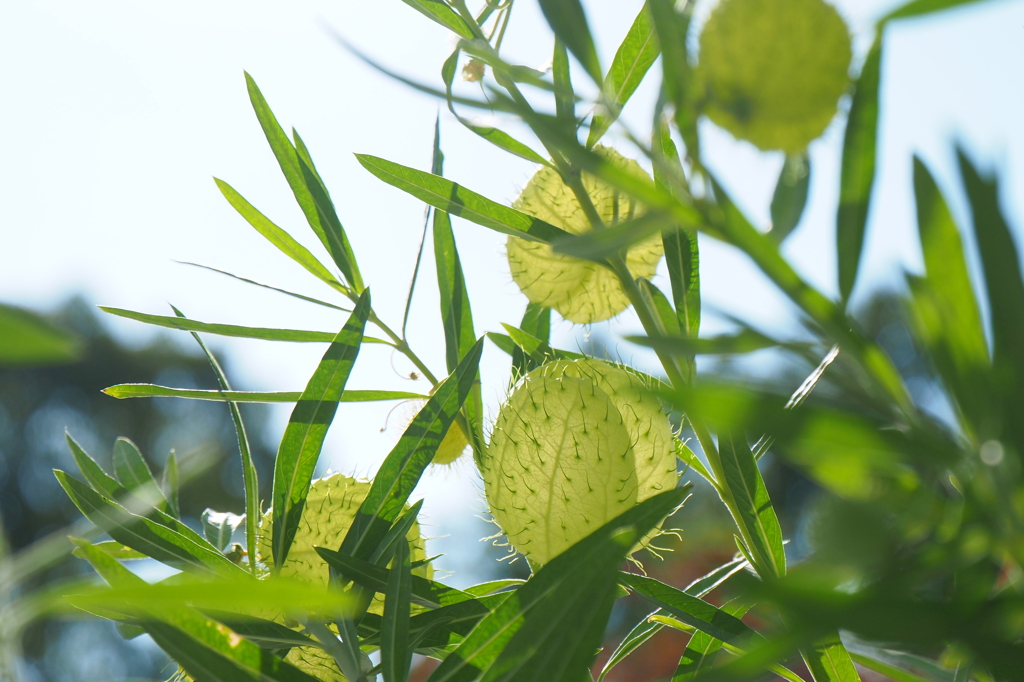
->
[506,147,664,324]
[696,0,852,152]
[483,359,678,567]
[258,473,430,589]
[256,474,429,680]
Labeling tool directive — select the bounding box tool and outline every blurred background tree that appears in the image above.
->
[0,297,275,682]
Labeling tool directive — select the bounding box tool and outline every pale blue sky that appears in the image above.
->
[1,0,1021,580]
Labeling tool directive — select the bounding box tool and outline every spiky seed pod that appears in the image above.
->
[538,359,678,501]
[483,359,678,567]
[506,147,664,324]
[696,0,852,152]
[255,473,430,681]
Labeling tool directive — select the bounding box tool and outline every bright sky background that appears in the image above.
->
[2,0,1022,582]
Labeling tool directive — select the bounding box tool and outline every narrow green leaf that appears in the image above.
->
[551,212,676,262]
[272,292,371,568]
[244,73,362,290]
[511,303,552,379]
[672,599,752,682]
[162,450,180,518]
[432,158,476,374]
[428,488,689,682]
[356,154,570,243]
[639,274,681,338]
[588,1,659,147]
[0,303,82,367]
[214,179,345,292]
[552,38,575,133]
[56,472,245,576]
[837,36,882,303]
[770,153,811,243]
[801,632,862,682]
[64,434,212,549]
[910,156,990,429]
[538,0,602,83]
[339,339,484,561]
[398,0,475,38]
[72,540,320,682]
[958,149,1024,445]
[654,122,700,340]
[882,0,998,22]
[465,125,551,166]
[202,613,317,650]
[619,573,759,648]
[440,47,551,167]
[485,332,517,357]
[112,437,167,510]
[628,329,786,356]
[316,547,482,610]
[103,384,425,404]
[178,261,349,312]
[718,432,786,578]
[597,615,661,682]
[381,539,413,682]
[647,0,697,151]
[99,307,388,346]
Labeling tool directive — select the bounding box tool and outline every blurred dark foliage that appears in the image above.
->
[0,297,275,682]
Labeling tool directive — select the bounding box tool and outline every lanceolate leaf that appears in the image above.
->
[552,38,575,134]
[398,0,475,39]
[837,36,882,303]
[112,437,167,510]
[882,0,999,22]
[538,0,602,84]
[316,547,486,610]
[654,120,701,340]
[718,432,786,578]
[588,0,659,147]
[103,384,425,403]
[163,450,180,518]
[619,573,759,648]
[356,154,570,243]
[511,303,552,378]
[910,157,990,428]
[64,433,214,550]
[245,73,363,290]
[427,488,688,682]
[56,472,245,576]
[100,307,388,346]
[672,600,753,682]
[771,153,812,243]
[381,539,413,682]
[172,303,259,574]
[214,179,344,292]
[72,540,320,682]
[958,149,1024,445]
[271,292,371,568]
[339,339,484,561]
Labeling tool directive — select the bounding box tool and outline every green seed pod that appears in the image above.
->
[506,147,664,324]
[255,473,430,681]
[696,0,852,152]
[258,473,430,589]
[433,419,471,465]
[483,359,678,566]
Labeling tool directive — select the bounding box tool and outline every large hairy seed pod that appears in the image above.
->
[696,0,852,152]
[483,360,678,566]
[506,147,664,324]
[539,359,678,501]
